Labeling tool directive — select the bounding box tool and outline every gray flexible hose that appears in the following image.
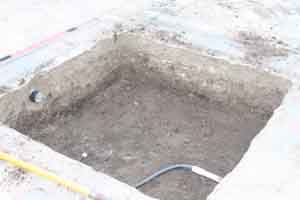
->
[135,164,222,189]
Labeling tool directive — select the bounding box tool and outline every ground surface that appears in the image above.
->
[2,0,300,89]
[19,72,270,200]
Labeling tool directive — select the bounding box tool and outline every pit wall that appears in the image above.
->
[0,34,291,128]
[0,35,159,200]
[208,85,300,200]
[0,125,157,200]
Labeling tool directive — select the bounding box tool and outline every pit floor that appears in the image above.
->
[20,71,270,200]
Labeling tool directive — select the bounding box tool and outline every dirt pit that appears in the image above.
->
[15,69,270,200]
[3,34,290,200]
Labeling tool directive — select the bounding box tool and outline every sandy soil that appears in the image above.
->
[18,71,270,200]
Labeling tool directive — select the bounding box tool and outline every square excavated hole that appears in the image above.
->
[1,34,291,200]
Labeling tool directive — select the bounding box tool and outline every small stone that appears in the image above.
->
[188,93,195,98]
[18,78,26,86]
[183,138,191,144]
[81,152,88,158]
[125,86,131,91]
[29,90,46,103]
